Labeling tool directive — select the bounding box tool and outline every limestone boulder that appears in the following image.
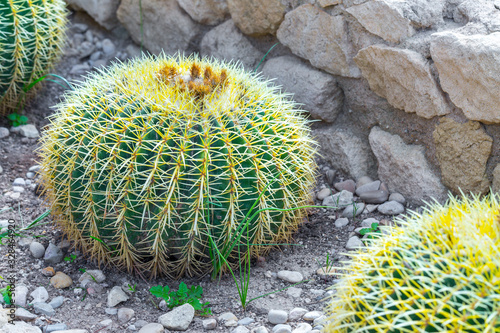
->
[453,0,500,31]
[354,45,449,119]
[117,0,201,55]
[200,20,263,70]
[430,31,500,123]
[178,0,229,25]
[226,0,286,36]
[66,0,120,29]
[433,117,492,194]
[262,56,344,123]
[346,0,415,43]
[315,127,377,180]
[369,126,448,204]
[277,4,360,78]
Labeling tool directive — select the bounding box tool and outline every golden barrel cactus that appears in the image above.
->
[39,54,318,278]
[324,195,500,332]
[0,0,68,114]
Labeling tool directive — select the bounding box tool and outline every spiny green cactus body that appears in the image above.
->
[39,54,318,278]
[0,0,67,114]
[324,195,500,333]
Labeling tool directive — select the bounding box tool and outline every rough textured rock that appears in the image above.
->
[226,0,285,36]
[178,0,229,25]
[354,45,449,119]
[433,117,492,194]
[315,127,376,179]
[66,0,120,29]
[369,126,448,204]
[200,20,263,70]
[158,303,195,331]
[262,56,344,123]
[277,4,360,78]
[117,0,201,55]
[430,31,500,123]
[492,164,500,194]
[346,0,415,43]
[396,0,446,28]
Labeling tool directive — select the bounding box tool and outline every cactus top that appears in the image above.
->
[39,54,318,278]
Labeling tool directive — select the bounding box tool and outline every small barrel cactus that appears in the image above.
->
[324,195,500,332]
[0,0,68,114]
[39,54,318,278]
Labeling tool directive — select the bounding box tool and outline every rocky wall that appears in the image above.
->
[65,0,500,204]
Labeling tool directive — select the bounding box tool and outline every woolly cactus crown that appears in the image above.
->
[324,194,500,332]
[39,54,318,278]
[0,0,67,114]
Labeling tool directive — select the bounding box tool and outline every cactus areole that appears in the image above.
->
[39,54,318,278]
[0,0,67,114]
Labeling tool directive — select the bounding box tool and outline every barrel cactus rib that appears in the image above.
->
[325,195,500,332]
[0,0,67,114]
[40,54,317,278]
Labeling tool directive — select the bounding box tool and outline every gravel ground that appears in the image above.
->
[0,10,422,333]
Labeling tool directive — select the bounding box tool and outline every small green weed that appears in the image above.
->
[315,252,335,275]
[64,254,77,262]
[0,276,13,305]
[359,222,382,239]
[127,283,137,293]
[150,282,211,316]
[7,113,28,127]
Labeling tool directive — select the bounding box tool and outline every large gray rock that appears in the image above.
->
[430,31,500,123]
[227,0,285,36]
[354,45,449,119]
[200,20,263,70]
[346,0,415,43]
[262,56,344,123]
[178,0,229,25]
[158,303,195,331]
[433,117,492,194]
[277,4,360,78]
[369,126,447,204]
[66,0,120,29]
[43,243,63,264]
[315,127,376,180]
[117,0,201,55]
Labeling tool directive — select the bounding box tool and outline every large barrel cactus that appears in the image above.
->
[39,54,318,278]
[0,0,67,114]
[324,195,500,332]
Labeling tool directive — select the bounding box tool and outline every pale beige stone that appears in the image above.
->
[277,4,360,78]
[50,272,73,289]
[319,0,342,7]
[178,0,229,25]
[226,0,285,36]
[117,0,201,55]
[346,0,415,43]
[354,45,449,119]
[433,117,492,194]
[369,126,447,204]
[430,31,500,123]
[66,0,120,29]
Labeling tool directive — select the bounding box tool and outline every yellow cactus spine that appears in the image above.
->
[324,194,500,333]
[0,0,68,114]
[38,54,318,279]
